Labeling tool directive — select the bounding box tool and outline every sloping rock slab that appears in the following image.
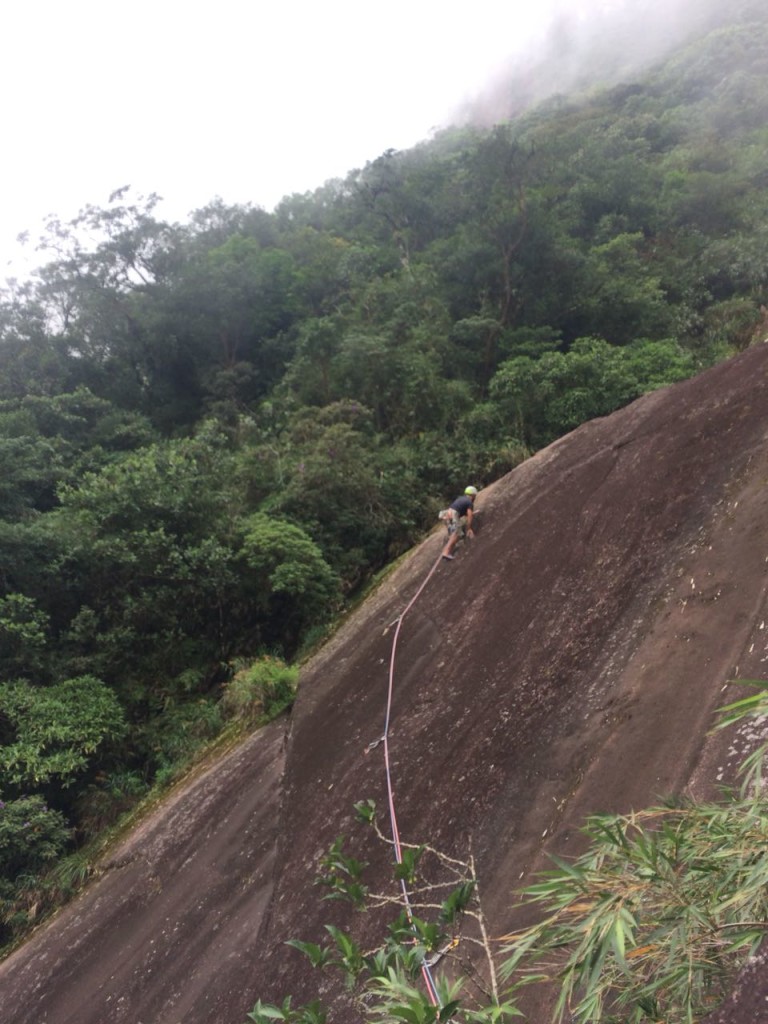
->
[257,343,768,1020]
[0,724,285,1024]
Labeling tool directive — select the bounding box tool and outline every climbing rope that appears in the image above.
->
[380,546,447,1007]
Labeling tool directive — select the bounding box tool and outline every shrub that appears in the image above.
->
[0,675,126,789]
[221,656,299,724]
[0,794,71,878]
[74,769,151,838]
[0,794,72,945]
[136,698,224,783]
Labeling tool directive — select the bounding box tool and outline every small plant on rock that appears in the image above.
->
[246,799,531,1024]
[221,656,299,725]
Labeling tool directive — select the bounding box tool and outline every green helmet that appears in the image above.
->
[464,486,478,496]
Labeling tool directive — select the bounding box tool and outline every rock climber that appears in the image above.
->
[441,485,478,560]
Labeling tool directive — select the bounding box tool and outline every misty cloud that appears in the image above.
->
[455,0,741,126]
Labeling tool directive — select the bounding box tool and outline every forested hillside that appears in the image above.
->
[1,1,767,949]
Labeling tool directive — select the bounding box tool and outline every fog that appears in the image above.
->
[0,0,752,280]
[455,0,731,126]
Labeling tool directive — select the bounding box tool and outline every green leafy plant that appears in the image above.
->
[246,997,327,1024]
[137,697,224,784]
[0,794,72,944]
[221,656,299,724]
[247,803,528,1024]
[500,679,768,1023]
[0,795,71,878]
[0,675,126,788]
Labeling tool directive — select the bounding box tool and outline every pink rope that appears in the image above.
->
[381,549,445,1006]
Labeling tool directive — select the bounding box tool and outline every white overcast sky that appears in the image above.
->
[2,0,571,278]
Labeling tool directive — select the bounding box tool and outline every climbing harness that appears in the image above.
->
[379,546,447,1008]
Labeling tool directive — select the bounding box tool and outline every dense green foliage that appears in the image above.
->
[2,3,768,947]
